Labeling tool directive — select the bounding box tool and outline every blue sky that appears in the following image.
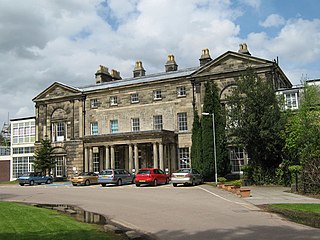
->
[0,0,320,127]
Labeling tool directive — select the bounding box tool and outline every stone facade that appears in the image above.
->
[33,44,292,178]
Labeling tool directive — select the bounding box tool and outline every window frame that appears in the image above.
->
[131,118,140,132]
[90,122,99,135]
[110,96,118,106]
[110,119,119,133]
[177,86,186,97]
[153,90,162,100]
[153,115,163,130]
[91,99,99,108]
[130,93,139,103]
[177,112,188,131]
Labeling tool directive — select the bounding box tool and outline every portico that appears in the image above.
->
[83,130,178,173]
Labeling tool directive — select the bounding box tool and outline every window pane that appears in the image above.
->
[153,115,163,130]
[179,148,190,169]
[91,122,98,135]
[177,112,187,131]
[131,118,140,132]
[110,120,118,133]
[131,93,139,103]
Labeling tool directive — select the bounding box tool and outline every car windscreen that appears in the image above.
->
[137,170,150,174]
[177,169,191,173]
[99,170,113,175]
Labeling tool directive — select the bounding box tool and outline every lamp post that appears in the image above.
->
[202,112,218,185]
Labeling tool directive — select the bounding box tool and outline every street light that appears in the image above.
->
[202,112,218,185]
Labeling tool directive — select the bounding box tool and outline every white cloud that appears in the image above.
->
[239,0,261,9]
[260,14,286,28]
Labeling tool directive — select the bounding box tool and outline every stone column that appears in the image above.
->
[134,144,139,171]
[110,145,115,169]
[99,147,104,171]
[89,147,93,172]
[128,144,133,173]
[84,147,88,172]
[159,143,164,171]
[105,146,110,169]
[153,143,158,169]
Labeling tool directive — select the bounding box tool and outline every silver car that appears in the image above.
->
[98,169,135,186]
[171,168,203,187]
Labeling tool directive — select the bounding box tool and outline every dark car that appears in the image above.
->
[98,169,135,186]
[135,168,169,187]
[18,172,53,186]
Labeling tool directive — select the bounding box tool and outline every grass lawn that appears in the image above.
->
[0,202,125,240]
[0,180,18,184]
[266,204,320,228]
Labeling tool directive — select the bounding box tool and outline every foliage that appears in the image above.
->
[0,202,122,240]
[217,177,227,183]
[288,165,302,174]
[283,84,320,193]
[231,179,242,188]
[33,137,55,175]
[226,68,285,184]
[191,109,203,173]
[199,81,229,180]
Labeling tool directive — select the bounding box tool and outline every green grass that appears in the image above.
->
[0,180,18,184]
[266,204,320,228]
[0,202,125,240]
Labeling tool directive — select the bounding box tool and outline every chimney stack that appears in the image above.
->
[165,54,178,72]
[238,43,251,55]
[199,48,212,66]
[133,60,146,78]
[95,65,121,84]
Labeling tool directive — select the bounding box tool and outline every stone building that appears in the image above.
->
[33,44,292,178]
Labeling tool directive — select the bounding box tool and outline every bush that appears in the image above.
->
[217,177,227,183]
[232,180,242,188]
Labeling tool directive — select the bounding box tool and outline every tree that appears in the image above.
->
[200,81,228,180]
[227,68,285,183]
[283,84,320,193]
[34,137,55,175]
[191,110,203,173]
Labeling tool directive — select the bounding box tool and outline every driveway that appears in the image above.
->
[0,183,319,240]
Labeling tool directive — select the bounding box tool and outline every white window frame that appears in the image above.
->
[177,112,188,131]
[177,86,186,97]
[91,122,99,135]
[110,120,118,133]
[131,118,140,132]
[110,96,118,106]
[229,147,245,173]
[285,92,299,110]
[131,93,139,103]
[178,148,190,169]
[153,115,163,130]
[153,90,162,100]
[91,99,98,108]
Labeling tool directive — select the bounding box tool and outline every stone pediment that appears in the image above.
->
[191,51,273,78]
[33,82,82,102]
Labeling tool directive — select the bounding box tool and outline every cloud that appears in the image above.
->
[260,14,286,28]
[238,0,261,9]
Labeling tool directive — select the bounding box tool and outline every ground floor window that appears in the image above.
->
[13,156,34,178]
[178,148,190,169]
[229,147,245,173]
[93,153,100,173]
[55,156,66,177]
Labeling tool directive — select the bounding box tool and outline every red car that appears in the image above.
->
[135,168,169,187]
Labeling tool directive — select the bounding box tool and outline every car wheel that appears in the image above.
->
[29,180,34,186]
[135,183,140,187]
[72,183,77,186]
[153,179,158,186]
[19,183,24,186]
[173,183,178,187]
[85,180,90,186]
[192,180,195,186]
[117,179,122,186]
[46,179,52,184]
[101,183,106,187]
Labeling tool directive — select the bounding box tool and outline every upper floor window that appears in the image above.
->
[285,92,298,110]
[12,121,35,144]
[153,115,163,130]
[153,90,162,100]
[178,148,190,169]
[131,118,140,132]
[177,112,188,131]
[91,99,98,108]
[131,93,139,103]
[91,122,98,135]
[52,121,65,142]
[110,96,118,106]
[110,120,118,133]
[177,86,186,97]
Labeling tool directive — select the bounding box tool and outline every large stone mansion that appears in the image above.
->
[33,43,292,178]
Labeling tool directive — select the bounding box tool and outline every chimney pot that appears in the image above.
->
[165,54,178,72]
[199,48,212,66]
[133,60,146,78]
[238,43,251,55]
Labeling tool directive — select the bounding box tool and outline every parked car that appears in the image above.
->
[18,172,53,186]
[135,168,169,187]
[171,168,203,187]
[71,172,98,186]
[98,169,135,186]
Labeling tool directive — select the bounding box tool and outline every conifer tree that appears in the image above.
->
[34,137,55,175]
[191,110,203,173]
